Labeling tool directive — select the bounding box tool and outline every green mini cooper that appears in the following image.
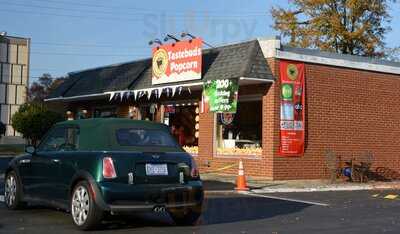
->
[4,118,203,230]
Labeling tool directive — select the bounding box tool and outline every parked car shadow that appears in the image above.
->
[97,194,311,230]
[0,182,311,231]
[200,195,310,225]
[202,180,236,191]
[202,180,275,191]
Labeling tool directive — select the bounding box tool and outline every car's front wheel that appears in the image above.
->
[4,171,25,210]
[169,205,202,226]
[70,181,103,230]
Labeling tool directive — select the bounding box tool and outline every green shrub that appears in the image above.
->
[11,103,63,145]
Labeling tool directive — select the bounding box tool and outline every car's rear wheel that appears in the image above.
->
[70,181,103,230]
[169,205,202,226]
[4,171,25,210]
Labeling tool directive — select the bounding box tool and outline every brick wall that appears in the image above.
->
[272,60,400,180]
[196,58,400,180]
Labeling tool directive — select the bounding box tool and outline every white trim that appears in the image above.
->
[276,50,400,75]
[44,93,106,102]
[240,77,275,83]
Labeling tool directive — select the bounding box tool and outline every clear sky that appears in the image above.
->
[1,0,399,83]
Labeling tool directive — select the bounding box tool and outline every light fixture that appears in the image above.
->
[164,34,180,43]
[181,31,214,48]
[148,38,163,46]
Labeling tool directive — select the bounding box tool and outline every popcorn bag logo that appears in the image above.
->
[152,38,203,85]
[152,49,169,78]
[287,64,299,81]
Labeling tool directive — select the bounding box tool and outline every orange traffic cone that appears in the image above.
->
[235,160,249,191]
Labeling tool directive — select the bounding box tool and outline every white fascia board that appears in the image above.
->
[44,93,106,102]
[276,50,400,75]
[240,77,275,83]
[257,37,400,75]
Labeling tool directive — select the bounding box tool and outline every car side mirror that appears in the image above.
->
[25,145,36,154]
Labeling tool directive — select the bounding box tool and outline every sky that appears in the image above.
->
[1,0,400,83]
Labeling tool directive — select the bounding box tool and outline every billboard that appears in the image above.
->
[279,60,305,156]
[152,38,202,85]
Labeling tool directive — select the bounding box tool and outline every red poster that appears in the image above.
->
[152,38,202,85]
[279,60,305,156]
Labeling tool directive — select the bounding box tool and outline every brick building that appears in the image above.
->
[0,33,30,137]
[46,37,400,180]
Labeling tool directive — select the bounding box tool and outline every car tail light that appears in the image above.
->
[190,157,199,178]
[103,157,117,179]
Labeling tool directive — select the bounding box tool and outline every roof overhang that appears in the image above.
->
[239,77,275,85]
[258,37,400,75]
[45,77,273,102]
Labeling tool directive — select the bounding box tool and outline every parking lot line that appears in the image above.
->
[240,191,330,207]
[0,195,4,202]
[384,194,398,200]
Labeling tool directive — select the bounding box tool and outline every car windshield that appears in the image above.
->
[115,128,178,147]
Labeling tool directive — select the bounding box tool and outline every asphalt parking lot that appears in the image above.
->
[1,156,400,234]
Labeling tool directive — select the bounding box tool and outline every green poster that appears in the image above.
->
[203,79,238,113]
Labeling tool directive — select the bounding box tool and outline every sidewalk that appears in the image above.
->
[202,173,400,193]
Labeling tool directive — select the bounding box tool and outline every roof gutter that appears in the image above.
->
[240,77,275,83]
[44,93,107,102]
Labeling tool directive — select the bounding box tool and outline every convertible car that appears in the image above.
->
[4,118,203,230]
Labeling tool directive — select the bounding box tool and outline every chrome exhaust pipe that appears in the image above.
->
[153,206,166,213]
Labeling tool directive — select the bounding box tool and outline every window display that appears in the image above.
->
[215,100,262,156]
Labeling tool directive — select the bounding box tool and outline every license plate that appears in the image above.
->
[145,164,168,176]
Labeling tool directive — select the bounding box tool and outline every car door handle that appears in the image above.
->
[52,159,61,163]
[19,159,31,164]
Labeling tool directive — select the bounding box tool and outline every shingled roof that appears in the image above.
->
[47,39,274,100]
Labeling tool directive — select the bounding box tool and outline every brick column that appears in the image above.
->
[197,111,215,170]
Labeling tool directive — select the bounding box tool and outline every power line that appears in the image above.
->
[5,0,265,18]
[27,0,268,15]
[32,41,146,48]
[9,50,148,57]
[0,8,143,22]
[1,2,265,21]
[31,51,148,57]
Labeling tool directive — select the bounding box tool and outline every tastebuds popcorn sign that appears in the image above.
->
[152,38,203,85]
[279,60,305,156]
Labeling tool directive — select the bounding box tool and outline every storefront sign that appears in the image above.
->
[202,79,238,113]
[279,61,305,156]
[152,38,202,85]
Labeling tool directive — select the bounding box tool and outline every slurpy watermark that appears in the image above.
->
[142,11,259,43]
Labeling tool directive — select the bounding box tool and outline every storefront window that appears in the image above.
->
[215,100,262,156]
[162,103,199,152]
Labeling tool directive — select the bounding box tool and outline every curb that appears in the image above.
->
[251,184,400,193]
